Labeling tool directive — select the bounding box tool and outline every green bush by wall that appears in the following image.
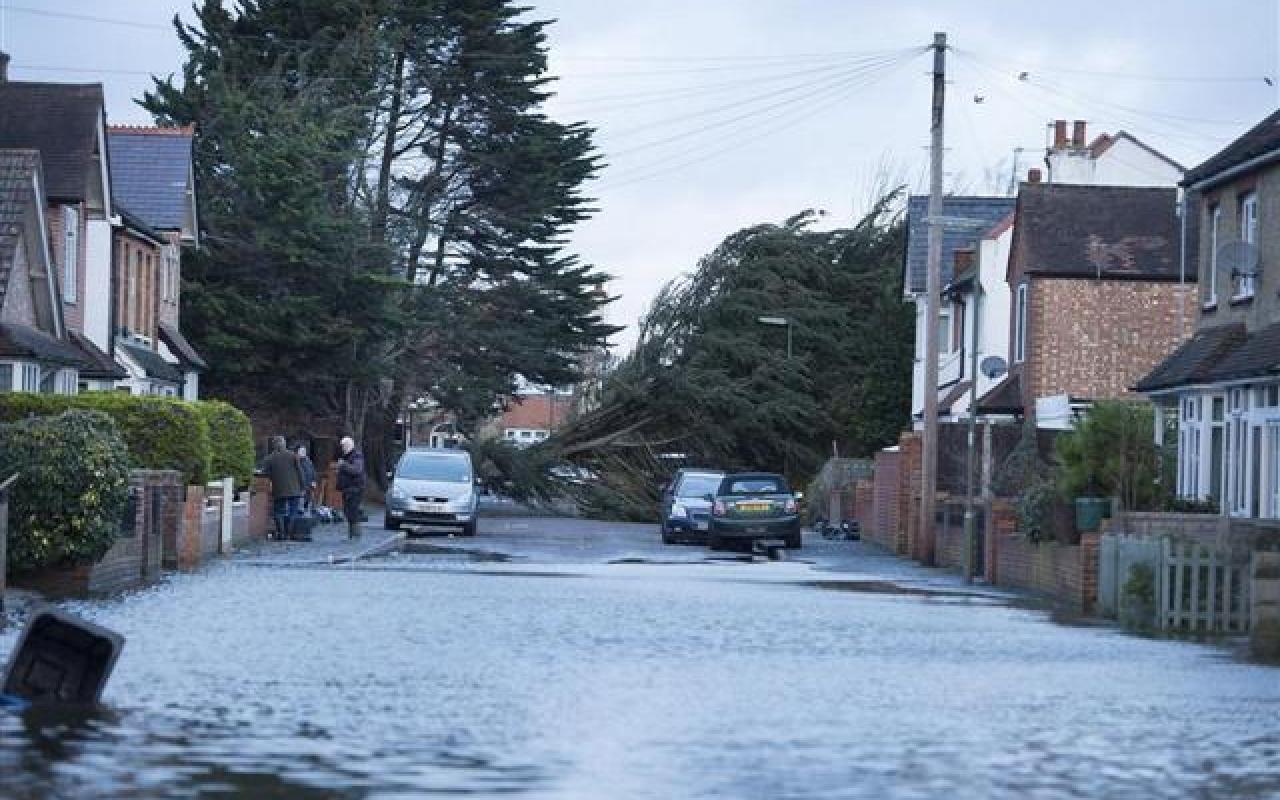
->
[0,393,212,485]
[194,400,255,489]
[0,410,131,572]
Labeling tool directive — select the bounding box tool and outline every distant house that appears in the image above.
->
[1138,109,1280,517]
[988,181,1194,426]
[489,389,574,448]
[0,59,123,390]
[107,125,204,399]
[1044,119,1184,188]
[0,149,84,393]
[903,195,1016,425]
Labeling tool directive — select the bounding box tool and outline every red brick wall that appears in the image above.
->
[900,432,924,561]
[989,506,1100,613]
[933,498,966,571]
[852,480,874,537]
[870,448,902,552]
[45,201,87,334]
[1025,278,1195,409]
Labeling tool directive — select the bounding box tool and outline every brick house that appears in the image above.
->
[488,389,574,447]
[985,181,1195,426]
[0,57,123,390]
[107,125,204,399]
[1138,109,1280,518]
[0,149,86,392]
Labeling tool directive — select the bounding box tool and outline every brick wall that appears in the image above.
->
[852,480,874,537]
[988,497,1099,613]
[933,498,966,570]
[249,476,272,538]
[869,446,903,553]
[900,432,924,562]
[46,200,87,334]
[1026,278,1195,409]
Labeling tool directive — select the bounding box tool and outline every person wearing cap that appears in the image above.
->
[336,436,367,538]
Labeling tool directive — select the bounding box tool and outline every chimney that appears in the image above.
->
[0,51,9,83]
[1053,119,1067,149]
[1027,168,1043,184]
[1072,120,1087,148]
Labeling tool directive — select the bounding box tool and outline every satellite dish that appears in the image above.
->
[980,355,1008,380]
[1218,241,1260,278]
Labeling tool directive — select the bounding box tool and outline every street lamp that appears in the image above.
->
[756,315,792,359]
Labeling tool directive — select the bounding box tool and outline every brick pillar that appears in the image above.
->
[249,475,272,539]
[179,485,205,570]
[1251,552,1280,661]
[1079,532,1100,615]
[987,499,1016,585]
[899,432,922,560]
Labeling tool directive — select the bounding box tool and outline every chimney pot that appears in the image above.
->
[1053,119,1067,149]
[1028,168,1043,184]
[1072,120,1087,148]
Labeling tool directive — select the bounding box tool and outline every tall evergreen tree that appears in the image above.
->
[144,0,616,473]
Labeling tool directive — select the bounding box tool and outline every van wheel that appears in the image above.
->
[708,534,724,552]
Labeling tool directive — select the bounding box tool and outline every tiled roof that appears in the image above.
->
[0,322,87,366]
[69,331,126,380]
[976,370,1024,415]
[903,195,1016,294]
[1011,183,1182,281]
[0,149,41,310]
[158,321,207,370]
[1134,323,1246,392]
[0,82,103,202]
[118,338,182,383]
[1203,321,1280,383]
[501,393,572,431]
[107,126,193,232]
[1183,109,1280,188]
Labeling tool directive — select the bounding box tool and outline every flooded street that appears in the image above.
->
[3,517,1280,799]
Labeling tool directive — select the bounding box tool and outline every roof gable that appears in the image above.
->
[904,195,1016,294]
[1010,183,1181,281]
[107,126,196,234]
[0,82,105,203]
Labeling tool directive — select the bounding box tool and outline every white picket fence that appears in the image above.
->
[1099,534,1252,634]
[1157,538,1252,634]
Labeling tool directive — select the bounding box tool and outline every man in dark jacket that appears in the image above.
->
[336,436,366,538]
[263,435,306,539]
[296,444,318,510]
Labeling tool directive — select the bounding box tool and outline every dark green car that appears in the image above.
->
[707,472,802,550]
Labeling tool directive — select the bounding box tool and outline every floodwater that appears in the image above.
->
[3,528,1280,799]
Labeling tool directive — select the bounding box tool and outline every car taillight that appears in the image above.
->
[784,497,798,513]
[712,500,726,517]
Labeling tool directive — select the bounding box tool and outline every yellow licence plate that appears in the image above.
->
[737,502,770,513]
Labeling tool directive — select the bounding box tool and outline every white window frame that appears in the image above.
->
[1236,192,1258,300]
[937,306,952,355]
[1207,204,1220,307]
[0,361,14,392]
[1013,283,1028,364]
[20,363,40,393]
[62,206,79,304]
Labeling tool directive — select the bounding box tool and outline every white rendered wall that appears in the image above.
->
[83,218,113,351]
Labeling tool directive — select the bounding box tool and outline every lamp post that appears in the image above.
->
[756,315,792,359]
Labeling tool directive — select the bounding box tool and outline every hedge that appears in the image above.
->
[194,400,255,489]
[0,410,131,572]
[0,393,212,485]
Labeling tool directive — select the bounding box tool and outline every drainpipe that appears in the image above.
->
[1178,190,1187,338]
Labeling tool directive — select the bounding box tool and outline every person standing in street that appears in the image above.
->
[336,436,366,539]
[296,444,318,511]
[263,435,306,539]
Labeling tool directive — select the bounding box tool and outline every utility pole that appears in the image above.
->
[919,32,946,566]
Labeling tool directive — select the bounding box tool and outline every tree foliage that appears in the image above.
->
[1056,399,1162,511]
[142,0,616,476]
[549,199,912,517]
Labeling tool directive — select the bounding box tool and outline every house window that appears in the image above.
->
[1013,283,1028,364]
[62,206,79,303]
[505,430,516,440]
[1210,394,1226,505]
[55,369,78,396]
[1207,204,1220,306]
[1227,388,1251,515]
[1236,192,1258,299]
[520,431,533,439]
[0,363,11,392]
[937,307,952,355]
[20,363,40,393]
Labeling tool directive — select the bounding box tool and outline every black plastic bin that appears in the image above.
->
[2,608,124,704]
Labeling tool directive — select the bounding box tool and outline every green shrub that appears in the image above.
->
[194,400,255,488]
[1057,399,1162,511]
[0,392,212,485]
[1015,478,1058,543]
[0,410,131,572]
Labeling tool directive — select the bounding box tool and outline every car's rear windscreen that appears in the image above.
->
[722,477,787,495]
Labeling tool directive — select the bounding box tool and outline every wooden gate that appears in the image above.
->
[1158,538,1252,634]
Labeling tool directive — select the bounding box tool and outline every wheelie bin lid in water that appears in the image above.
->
[2,607,124,705]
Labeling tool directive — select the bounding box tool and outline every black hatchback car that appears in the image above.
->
[707,472,802,550]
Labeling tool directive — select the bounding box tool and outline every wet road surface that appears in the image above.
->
[3,515,1280,798]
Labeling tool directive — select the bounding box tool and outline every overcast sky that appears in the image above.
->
[4,1,1277,350]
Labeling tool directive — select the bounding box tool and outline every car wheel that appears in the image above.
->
[461,521,477,537]
[384,517,401,531]
[708,534,724,551]
[661,530,676,545]
[786,532,802,549]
